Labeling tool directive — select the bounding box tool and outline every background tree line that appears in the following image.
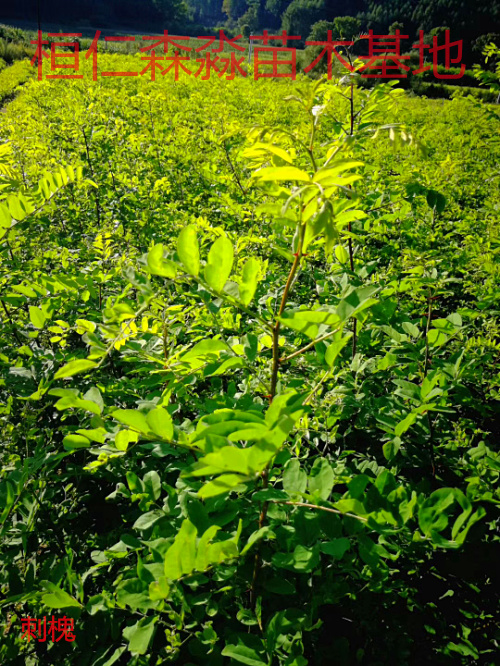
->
[3,0,500,64]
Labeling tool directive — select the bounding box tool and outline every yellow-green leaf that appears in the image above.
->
[147,243,177,278]
[239,257,261,305]
[146,407,173,440]
[204,236,234,292]
[54,359,97,380]
[253,166,310,182]
[177,225,199,276]
[29,306,46,329]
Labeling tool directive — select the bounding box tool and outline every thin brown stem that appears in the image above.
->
[350,80,354,136]
[423,290,436,477]
[162,317,168,368]
[423,292,432,377]
[148,99,163,170]
[275,500,367,523]
[304,367,331,405]
[1,300,22,344]
[251,222,307,609]
[249,482,269,608]
[5,239,16,263]
[270,225,305,398]
[347,222,357,358]
[82,127,101,226]
[348,80,357,359]
[222,139,247,196]
[280,328,341,363]
[308,111,318,171]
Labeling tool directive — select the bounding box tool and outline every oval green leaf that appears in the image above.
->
[177,225,199,276]
[54,359,97,380]
[204,236,234,292]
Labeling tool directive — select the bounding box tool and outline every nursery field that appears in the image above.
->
[0,54,499,665]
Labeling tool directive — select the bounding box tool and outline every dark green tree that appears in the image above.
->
[238,0,262,33]
[265,0,290,18]
[222,0,249,23]
[305,17,362,75]
[152,0,189,27]
[281,0,326,45]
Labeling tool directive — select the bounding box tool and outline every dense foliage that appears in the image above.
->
[0,51,499,665]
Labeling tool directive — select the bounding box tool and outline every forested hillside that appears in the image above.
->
[4,0,500,63]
